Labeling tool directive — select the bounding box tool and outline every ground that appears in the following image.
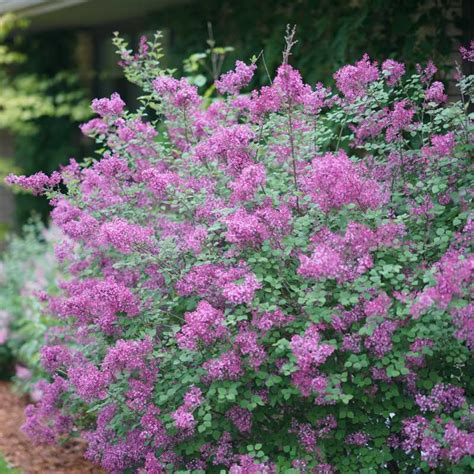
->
[0,382,105,474]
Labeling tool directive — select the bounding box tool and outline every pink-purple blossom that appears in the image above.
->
[177,301,227,350]
[385,100,415,142]
[5,171,61,195]
[226,406,252,432]
[425,81,447,104]
[300,150,384,212]
[153,76,201,108]
[216,60,256,95]
[334,54,379,101]
[382,59,405,86]
[98,218,153,253]
[460,40,474,62]
[91,92,125,117]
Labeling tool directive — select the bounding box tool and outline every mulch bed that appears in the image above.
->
[0,382,105,473]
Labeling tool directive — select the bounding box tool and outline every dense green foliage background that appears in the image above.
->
[156,0,462,83]
[0,16,89,229]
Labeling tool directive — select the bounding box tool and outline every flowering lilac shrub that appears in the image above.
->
[6,35,474,472]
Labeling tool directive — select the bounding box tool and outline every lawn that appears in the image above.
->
[0,454,18,474]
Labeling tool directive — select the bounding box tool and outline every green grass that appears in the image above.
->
[0,454,20,474]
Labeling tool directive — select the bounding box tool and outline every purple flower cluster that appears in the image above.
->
[216,60,256,95]
[202,350,243,382]
[177,263,261,306]
[334,54,379,101]
[364,292,391,317]
[425,81,447,104]
[223,208,270,247]
[290,325,334,398]
[402,416,474,468]
[251,308,294,333]
[300,151,383,212]
[102,338,153,375]
[298,222,400,283]
[291,325,335,370]
[5,171,61,195]
[410,250,474,318]
[98,218,153,253]
[235,325,266,369]
[431,132,455,156]
[194,124,255,176]
[364,320,399,357]
[345,431,370,446]
[228,163,266,203]
[171,406,196,431]
[226,406,252,432]
[460,40,474,62]
[176,301,228,350]
[385,100,415,142]
[229,455,275,474]
[50,277,140,334]
[290,415,337,453]
[91,92,125,117]
[22,376,71,444]
[153,76,201,108]
[382,59,405,86]
[415,384,466,413]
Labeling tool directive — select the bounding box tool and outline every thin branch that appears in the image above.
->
[254,49,273,85]
[282,24,298,65]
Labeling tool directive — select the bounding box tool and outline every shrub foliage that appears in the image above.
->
[0,220,61,388]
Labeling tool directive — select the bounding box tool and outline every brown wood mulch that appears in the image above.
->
[0,381,106,474]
